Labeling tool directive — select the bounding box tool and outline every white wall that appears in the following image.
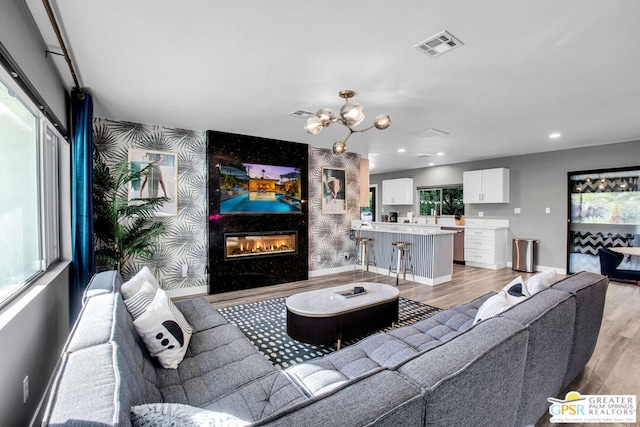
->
[371,139,640,269]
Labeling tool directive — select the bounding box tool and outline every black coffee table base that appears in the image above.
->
[286,298,399,349]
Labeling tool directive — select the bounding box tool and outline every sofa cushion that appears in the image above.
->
[500,288,576,426]
[131,402,247,427]
[83,268,122,302]
[397,317,529,427]
[66,292,118,353]
[44,342,162,427]
[155,323,275,406]
[389,309,475,351]
[200,371,307,422]
[285,333,417,397]
[551,271,608,389]
[259,370,424,427]
[133,288,193,369]
[175,298,228,333]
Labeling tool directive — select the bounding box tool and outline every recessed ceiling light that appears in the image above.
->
[549,132,561,139]
[436,152,444,156]
[397,148,406,153]
[428,162,435,166]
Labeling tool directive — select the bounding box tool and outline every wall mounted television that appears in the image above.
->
[219,160,302,214]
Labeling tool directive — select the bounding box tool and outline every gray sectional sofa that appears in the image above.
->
[42,270,608,426]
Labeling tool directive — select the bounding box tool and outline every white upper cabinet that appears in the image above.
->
[463,168,509,203]
[382,178,414,205]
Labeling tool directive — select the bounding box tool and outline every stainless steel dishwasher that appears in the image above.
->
[442,227,465,264]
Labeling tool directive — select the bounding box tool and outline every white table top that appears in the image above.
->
[610,247,640,256]
[286,282,399,317]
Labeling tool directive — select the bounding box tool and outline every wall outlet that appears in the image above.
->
[181,264,188,278]
[545,207,551,214]
[514,207,521,214]
[23,375,29,404]
[478,211,484,217]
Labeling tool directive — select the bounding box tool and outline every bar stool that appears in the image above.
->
[388,241,415,285]
[354,236,377,277]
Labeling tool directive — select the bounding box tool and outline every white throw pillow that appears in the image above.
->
[133,288,193,369]
[525,269,558,296]
[121,267,160,300]
[501,276,529,305]
[130,402,247,427]
[124,281,157,320]
[473,292,511,324]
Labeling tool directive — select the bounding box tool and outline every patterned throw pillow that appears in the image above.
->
[130,402,247,427]
[121,267,160,300]
[124,281,157,319]
[473,292,511,324]
[132,288,193,369]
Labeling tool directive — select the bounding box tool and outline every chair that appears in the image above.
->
[598,248,640,282]
[354,236,377,277]
[388,241,415,285]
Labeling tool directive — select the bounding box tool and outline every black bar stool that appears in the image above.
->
[388,241,415,285]
[354,236,377,277]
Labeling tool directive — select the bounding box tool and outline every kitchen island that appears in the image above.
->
[352,222,456,285]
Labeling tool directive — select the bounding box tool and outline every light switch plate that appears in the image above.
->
[545,207,551,214]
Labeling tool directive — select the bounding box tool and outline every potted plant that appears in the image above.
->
[93,153,169,273]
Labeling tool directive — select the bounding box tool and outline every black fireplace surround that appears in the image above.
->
[208,130,309,293]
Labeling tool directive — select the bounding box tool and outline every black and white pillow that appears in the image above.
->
[132,288,193,369]
[121,266,160,300]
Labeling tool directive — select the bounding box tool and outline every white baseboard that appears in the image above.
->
[166,285,207,299]
[506,262,567,275]
[308,265,353,277]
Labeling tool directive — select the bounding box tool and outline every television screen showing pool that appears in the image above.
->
[219,161,302,213]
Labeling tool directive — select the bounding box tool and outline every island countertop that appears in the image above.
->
[352,218,509,232]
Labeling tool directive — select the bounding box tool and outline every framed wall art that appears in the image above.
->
[128,148,178,216]
[321,167,347,214]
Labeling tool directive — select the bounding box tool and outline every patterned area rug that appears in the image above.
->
[218,296,441,369]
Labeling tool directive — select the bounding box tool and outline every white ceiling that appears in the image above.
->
[27,0,640,173]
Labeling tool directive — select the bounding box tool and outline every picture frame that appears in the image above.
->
[128,148,178,216]
[321,167,347,214]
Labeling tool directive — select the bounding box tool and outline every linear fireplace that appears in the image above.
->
[225,231,297,259]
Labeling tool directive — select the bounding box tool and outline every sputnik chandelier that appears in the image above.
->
[304,90,391,154]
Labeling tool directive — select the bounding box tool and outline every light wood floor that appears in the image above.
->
[199,265,640,427]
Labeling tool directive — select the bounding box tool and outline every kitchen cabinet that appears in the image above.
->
[464,227,508,269]
[382,178,414,205]
[463,168,509,203]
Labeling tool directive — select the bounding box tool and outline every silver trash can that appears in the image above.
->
[513,238,537,273]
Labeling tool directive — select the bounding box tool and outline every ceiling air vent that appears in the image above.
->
[414,31,464,57]
[408,128,450,139]
[289,109,314,119]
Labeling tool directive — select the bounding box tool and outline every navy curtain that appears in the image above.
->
[70,91,95,321]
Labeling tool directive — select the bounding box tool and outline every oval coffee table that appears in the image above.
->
[285,283,399,349]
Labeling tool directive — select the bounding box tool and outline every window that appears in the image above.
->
[0,68,61,306]
[418,186,464,217]
[568,168,640,274]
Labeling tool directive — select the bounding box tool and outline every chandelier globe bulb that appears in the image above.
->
[304,116,324,135]
[332,141,347,155]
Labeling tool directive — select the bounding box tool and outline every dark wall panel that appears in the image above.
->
[208,130,309,293]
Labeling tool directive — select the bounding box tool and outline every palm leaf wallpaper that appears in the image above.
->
[308,147,361,270]
[94,118,361,292]
[94,118,207,290]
